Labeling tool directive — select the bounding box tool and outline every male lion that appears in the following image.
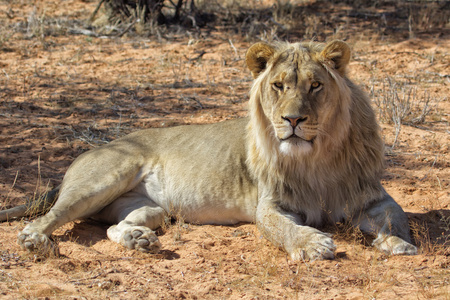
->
[1,40,417,260]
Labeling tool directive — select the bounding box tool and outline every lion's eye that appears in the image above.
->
[311,82,321,89]
[310,81,322,92]
[273,82,283,90]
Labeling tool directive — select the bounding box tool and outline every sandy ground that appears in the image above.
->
[0,0,449,299]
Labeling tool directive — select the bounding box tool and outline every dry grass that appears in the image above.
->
[372,78,434,126]
[29,0,442,43]
[370,77,441,149]
[438,211,450,248]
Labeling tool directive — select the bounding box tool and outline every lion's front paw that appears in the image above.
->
[288,230,336,261]
[121,227,162,254]
[373,235,417,255]
[17,231,59,256]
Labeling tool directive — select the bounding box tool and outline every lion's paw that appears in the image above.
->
[121,227,162,254]
[17,231,59,256]
[373,235,417,256]
[288,230,336,261]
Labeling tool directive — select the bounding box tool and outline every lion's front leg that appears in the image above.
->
[256,196,336,261]
[354,192,417,255]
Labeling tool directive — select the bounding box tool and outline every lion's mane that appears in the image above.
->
[246,41,386,225]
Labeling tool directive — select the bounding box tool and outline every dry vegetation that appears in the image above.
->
[0,0,449,299]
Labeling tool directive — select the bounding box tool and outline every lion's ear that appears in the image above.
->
[320,40,351,74]
[246,43,275,78]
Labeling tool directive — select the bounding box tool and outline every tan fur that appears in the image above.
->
[246,41,381,224]
[4,40,417,260]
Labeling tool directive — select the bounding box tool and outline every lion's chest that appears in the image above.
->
[278,183,352,227]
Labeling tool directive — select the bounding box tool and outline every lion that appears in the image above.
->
[0,40,417,260]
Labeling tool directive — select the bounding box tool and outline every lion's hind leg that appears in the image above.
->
[354,193,417,255]
[95,192,166,253]
[17,185,127,256]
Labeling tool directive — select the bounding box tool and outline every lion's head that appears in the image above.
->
[246,40,354,158]
[245,40,385,211]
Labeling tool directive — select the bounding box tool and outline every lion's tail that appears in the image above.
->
[0,186,60,222]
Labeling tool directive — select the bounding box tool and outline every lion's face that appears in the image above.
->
[260,50,333,155]
[246,41,352,157]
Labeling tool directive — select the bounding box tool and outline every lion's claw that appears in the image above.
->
[287,229,336,261]
[108,225,161,254]
[373,235,418,256]
[17,231,59,256]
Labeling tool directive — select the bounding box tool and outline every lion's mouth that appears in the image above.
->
[278,134,315,155]
[281,135,315,144]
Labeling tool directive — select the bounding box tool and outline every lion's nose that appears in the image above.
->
[282,115,307,127]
